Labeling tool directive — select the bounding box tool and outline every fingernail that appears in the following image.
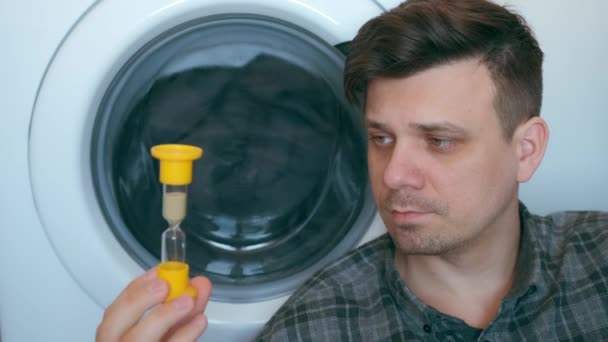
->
[148,279,166,294]
[173,295,192,312]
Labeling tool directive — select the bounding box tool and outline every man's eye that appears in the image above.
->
[428,137,453,150]
[370,135,394,145]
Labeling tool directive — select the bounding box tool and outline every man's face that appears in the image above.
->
[365,58,520,255]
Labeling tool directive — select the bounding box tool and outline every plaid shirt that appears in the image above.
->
[256,203,608,341]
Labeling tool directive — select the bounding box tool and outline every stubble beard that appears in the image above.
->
[381,192,463,255]
[390,222,467,256]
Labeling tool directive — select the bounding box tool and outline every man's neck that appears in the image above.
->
[395,200,521,329]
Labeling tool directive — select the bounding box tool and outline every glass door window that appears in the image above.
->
[92,14,375,302]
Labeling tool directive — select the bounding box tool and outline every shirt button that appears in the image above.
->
[423,324,432,333]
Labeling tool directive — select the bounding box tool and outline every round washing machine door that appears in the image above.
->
[29,0,385,340]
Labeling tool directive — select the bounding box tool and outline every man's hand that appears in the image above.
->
[96,268,212,342]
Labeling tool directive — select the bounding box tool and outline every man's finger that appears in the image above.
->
[166,314,208,342]
[96,268,168,342]
[163,275,213,337]
[123,294,194,341]
[191,276,212,313]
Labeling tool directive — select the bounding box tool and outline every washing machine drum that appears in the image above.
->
[92,14,374,302]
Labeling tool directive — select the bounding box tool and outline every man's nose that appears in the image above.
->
[383,144,425,191]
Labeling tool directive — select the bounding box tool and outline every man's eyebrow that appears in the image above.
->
[364,119,467,135]
[364,119,390,131]
[409,121,467,135]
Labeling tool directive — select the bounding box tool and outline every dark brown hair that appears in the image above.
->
[344,0,544,138]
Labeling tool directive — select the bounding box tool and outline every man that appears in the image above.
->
[256,0,608,340]
[97,0,608,341]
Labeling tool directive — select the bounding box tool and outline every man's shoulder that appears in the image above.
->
[531,209,608,245]
[286,234,390,305]
[255,235,394,341]
[530,209,608,272]
[525,210,608,330]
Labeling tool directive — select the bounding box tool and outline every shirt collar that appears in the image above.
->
[383,238,431,330]
[505,201,544,299]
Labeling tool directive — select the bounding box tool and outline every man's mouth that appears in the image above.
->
[390,209,430,223]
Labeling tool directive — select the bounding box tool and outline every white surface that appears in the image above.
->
[0,0,102,341]
[374,0,402,11]
[2,0,383,341]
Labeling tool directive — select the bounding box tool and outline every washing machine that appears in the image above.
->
[0,0,397,340]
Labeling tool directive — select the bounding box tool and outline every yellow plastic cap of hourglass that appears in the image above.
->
[158,261,198,302]
[151,144,203,185]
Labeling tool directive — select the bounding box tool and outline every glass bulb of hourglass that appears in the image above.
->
[161,225,186,263]
[160,184,188,263]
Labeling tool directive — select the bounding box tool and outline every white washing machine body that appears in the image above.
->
[1,0,386,341]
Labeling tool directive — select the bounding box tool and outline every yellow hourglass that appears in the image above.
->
[151,144,202,302]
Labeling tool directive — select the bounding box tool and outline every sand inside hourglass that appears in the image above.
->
[163,191,187,225]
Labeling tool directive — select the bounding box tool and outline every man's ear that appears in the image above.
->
[513,116,549,183]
